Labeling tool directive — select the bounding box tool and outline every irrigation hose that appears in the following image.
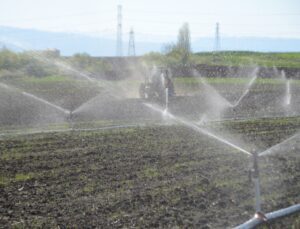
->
[234,203,300,229]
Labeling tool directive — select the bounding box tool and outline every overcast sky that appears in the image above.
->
[1,0,300,42]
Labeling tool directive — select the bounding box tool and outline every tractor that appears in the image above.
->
[139,68,175,102]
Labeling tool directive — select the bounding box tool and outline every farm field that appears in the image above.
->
[192,52,300,68]
[1,0,300,227]
[0,66,300,228]
[1,74,300,127]
[0,117,299,228]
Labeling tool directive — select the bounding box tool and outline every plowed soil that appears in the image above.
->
[0,118,299,228]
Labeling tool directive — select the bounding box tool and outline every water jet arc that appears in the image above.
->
[144,103,251,156]
[232,74,258,107]
[0,37,96,83]
[259,132,300,157]
[0,82,70,115]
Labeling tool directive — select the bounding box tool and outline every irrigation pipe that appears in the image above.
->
[234,203,300,229]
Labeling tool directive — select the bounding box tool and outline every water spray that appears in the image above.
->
[0,82,70,115]
[0,37,123,96]
[0,37,96,82]
[21,91,70,115]
[196,68,258,110]
[259,132,300,157]
[232,74,258,108]
[144,102,277,221]
[144,103,251,156]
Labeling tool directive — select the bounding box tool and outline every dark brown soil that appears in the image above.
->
[0,119,299,228]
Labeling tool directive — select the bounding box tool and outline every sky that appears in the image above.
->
[1,0,300,43]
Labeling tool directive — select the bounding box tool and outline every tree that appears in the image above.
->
[176,22,191,66]
[71,53,91,69]
[0,48,18,70]
[164,23,192,67]
[177,22,191,55]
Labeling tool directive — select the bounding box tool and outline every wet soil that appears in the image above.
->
[0,119,299,228]
[1,78,300,128]
[72,81,300,125]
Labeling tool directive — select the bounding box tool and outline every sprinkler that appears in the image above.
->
[165,87,169,112]
[163,69,173,113]
[252,151,261,212]
[286,79,291,106]
[249,151,267,221]
[68,111,74,129]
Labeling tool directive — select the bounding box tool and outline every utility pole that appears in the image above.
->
[214,22,220,52]
[128,28,136,56]
[116,5,122,56]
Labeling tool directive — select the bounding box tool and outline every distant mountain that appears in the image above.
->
[0,26,299,56]
[0,26,162,56]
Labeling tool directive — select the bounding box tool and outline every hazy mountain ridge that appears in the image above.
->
[0,26,299,56]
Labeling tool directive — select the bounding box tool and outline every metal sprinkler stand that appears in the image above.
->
[165,87,169,112]
[235,149,300,228]
[235,150,300,228]
[252,151,262,213]
[68,111,74,130]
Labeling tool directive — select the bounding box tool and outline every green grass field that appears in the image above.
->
[175,77,300,85]
[193,51,300,68]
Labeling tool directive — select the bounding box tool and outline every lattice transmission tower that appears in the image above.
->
[214,22,221,52]
[116,5,123,56]
[128,28,136,56]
